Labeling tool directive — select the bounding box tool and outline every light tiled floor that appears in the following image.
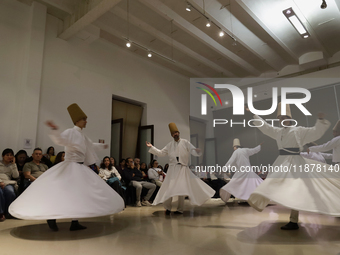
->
[1,199,340,255]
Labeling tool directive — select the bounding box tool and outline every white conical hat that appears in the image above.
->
[277,102,292,118]
[233,138,241,147]
[333,120,340,132]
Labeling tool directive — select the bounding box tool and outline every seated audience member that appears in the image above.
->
[116,158,126,176]
[110,157,116,167]
[163,163,169,173]
[140,162,148,180]
[15,150,28,194]
[134,158,147,179]
[123,157,156,207]
[148,160,166,187]
[15,150,28,173]
[0,196,5,222]
[195,165,227,198]
[53,151,65,165]
[0,148,19,220]
[23,148,48,188]
[43,146,56,164]
[99,156,125,202]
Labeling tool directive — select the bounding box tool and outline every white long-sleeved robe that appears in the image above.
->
[309,136,340,163]
[300,151,332,163]
[247,115,340,216]
[9,126,124,220]
[220,145,263,202]
[149,138,215,206]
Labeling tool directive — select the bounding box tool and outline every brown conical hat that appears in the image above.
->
[168,122,179,134]
[277,102,292,118]
[333,120,340,132]
[67,103,87,124]
[233,138,241,147]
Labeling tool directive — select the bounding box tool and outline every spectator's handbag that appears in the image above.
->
[107,176,119,185]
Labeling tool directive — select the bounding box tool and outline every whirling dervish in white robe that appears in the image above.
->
[146,123,214,213]
[220,139,263,203]
[300,142,332,163]
[248,103,340,228]
[308,120,340,164]
[9,104,125,221]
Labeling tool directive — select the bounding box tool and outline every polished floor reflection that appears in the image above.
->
[1,199,340,255]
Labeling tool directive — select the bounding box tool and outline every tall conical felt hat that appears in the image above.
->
[67,103,87,124]
[168,122,179,134]
[333,120,340,132]
[233,138,241,147]
[277,102,292,118]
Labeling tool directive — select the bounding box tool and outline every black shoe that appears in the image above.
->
[280,221,299,230]
[47,219,59,231]
[174,211,183,215]
[165,210,171,215]
[70,220,87,231]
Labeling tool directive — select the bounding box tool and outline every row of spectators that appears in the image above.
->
[0,146,170,221]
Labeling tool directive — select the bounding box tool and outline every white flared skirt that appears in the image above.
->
[9,161,125,220]
[152,164,215,206]
[248,155,340,216]
[220,171,263,202]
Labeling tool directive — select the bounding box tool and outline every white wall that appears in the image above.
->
[0,0,30,152]
[0,0,190,166]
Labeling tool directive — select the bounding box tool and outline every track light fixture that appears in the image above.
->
[148,51,152,57]
[321,0,327,9]
[126,41,131,47]
[283,7,310,39]
[219,31,225,37]
[186,4,191,11]
[206,20,211,27]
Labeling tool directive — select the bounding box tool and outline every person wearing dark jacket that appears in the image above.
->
[123,157,156,207]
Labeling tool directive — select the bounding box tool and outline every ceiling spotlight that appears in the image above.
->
[321,0,327,9]
[206,20,211,27]
[126,41,131,47]
[186,4,191,11]
[303,35,309,38]
[232,40,237,46]
[225,101,229,105]
[219,31,225,37]
[148,51,152,57]
[254,94,258,98]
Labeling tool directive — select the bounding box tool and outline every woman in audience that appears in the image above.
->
[0,148,19,219]
[140,162,148,179]
[163,163,169,173]
[110,157,116,168]
[54,151,65,165]
[148,160,165,187]
[15,150,28,173]
[14,150,28,194]
[99,157,125,203]
[116,158,126,176]
[43,146,56,164]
